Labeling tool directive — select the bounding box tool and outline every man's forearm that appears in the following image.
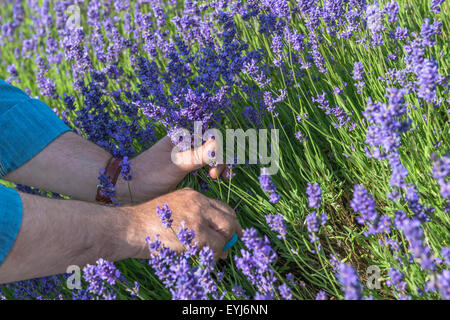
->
[3,131,131,203]
[3,131,225,205]
[0,187,243,284]
[0,191,136,284]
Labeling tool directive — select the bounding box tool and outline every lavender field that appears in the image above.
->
[0,0,449,300]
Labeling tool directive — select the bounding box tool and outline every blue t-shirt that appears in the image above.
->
[0,79,70,264]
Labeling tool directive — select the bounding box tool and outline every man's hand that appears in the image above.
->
[0,187,242,283]
[116,136,230,204]
[125,188,243,261]
[4,132,229,204]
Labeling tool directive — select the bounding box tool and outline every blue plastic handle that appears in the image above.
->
[222,233,238,252]
[187,233,238,263]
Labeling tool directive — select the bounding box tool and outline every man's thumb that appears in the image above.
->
[173,138,217,172]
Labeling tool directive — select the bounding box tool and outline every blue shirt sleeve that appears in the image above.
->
[0,79,70,177]
[0,79,71,265]
[0,185,22,265]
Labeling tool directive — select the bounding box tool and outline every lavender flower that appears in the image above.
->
[420,18,442,47]
[430,0,445,14]
[432,154,449,199]
[295,130,307,142]
[352,62,364,81]
[6,64,18,83]
[416,59,440,103]
[232,285,249,299]
[441,247,450,265]
[366,2,385,46]
[333,87,343,95]
[157,204,173,228]
[316,290,327,300]
[82,258,121,299]
[352,62,365,93]
[393,26,409,41]
[363,87,411,194]
[384,2,399,23]
[437,270,450,299]
[386,268,407,292]
[259,168,281,203]
[305,211,327,252]
[397,217,436,271]
[126,281,140,297]
[235,228,278,297]
[98,168,119,205]
[35,54,56,97]
[146,226,219,300]
[329,254,340,271]
[120,157,133,181]
[271,34,284,58]
[269,0,291,18]
[350,185,388,235]
[177,221,196,247]
[312,92,330,113]
[263,89,287,113]
[3,275,66,300]
[306,182,322,208]
[265,214,288,239]
[278,283,292,299]
[336,263,363,300]
[387,54,397,61]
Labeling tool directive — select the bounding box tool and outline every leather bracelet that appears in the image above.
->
[96,157,123,204]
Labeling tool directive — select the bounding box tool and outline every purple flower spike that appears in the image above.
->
[306,182,322,208]
[265,214,288,239]
[259,168,281,204]
[120,157,134,181]
[336,263,363,300]
[157,204,173,228]
[316,290,327,300]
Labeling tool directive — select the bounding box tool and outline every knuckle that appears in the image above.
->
[180,191,204,206]
[182,188,204,200]
[220,216,234,230]
[188,199,202,213]
[215,220,233,238]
